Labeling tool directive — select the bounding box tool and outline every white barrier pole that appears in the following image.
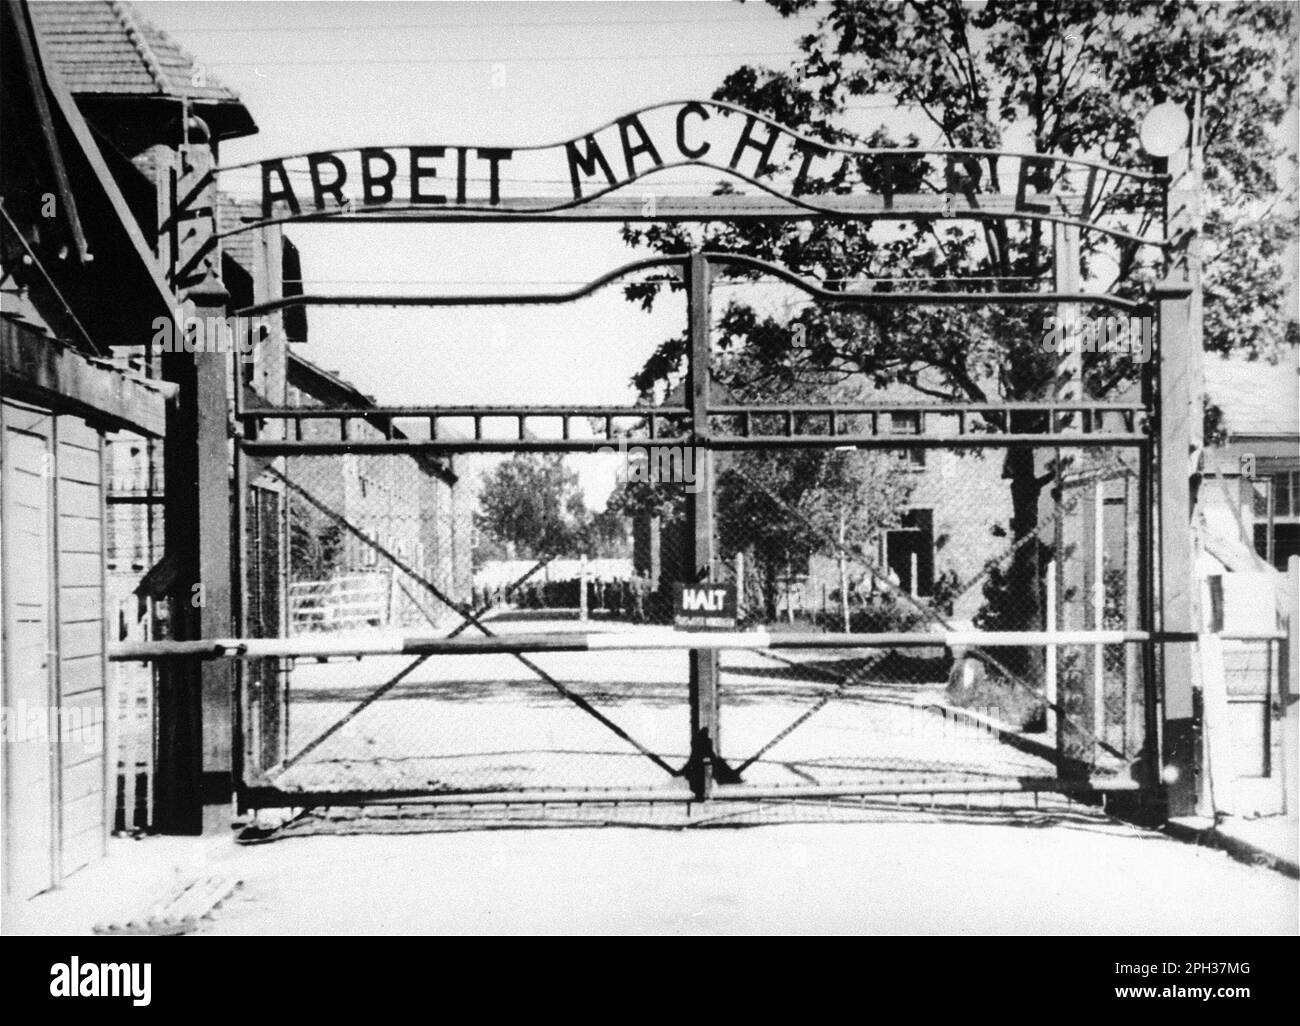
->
[108,627,1220,662]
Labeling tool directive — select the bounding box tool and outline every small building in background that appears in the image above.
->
[1202,347,1300,573]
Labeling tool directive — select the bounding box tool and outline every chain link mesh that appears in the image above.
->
[242,449,700,795]
[710,442,1146,788]
[239,435,1149,798]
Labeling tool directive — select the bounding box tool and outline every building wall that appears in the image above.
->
[2,400,108,901]
[278,385,468,629]
[908,449,1012,619]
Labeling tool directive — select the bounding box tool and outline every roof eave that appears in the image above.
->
[73,92,259,141]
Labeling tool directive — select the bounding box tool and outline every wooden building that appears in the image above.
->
[1,0,175,902]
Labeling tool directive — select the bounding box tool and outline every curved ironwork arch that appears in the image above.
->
[700,252,1152,314]
[211,99,1169,249]
[215,164,1163,250]
[234,251,1149,317]
[234,255,688,317]
[216,98,1167,184]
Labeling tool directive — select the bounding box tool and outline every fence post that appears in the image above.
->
[1045,559,1058,748]
[1199,576,1230,817]
[734,551,744,620]
[579,553,588,622]
[387,563,398,626]
[1124,468,1140,761]
[1053,222,1080,764]
[839,511,851,633]
[1281,557,1298,816]
[1154,122,1204,819]
[1155,265,1201,818]
[684,251,720,799]
[156,125,232,830]
[1092,480,1106,758]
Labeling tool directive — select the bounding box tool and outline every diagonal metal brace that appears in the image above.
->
[262,465,682,779]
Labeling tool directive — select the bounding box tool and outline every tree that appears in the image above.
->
[584,507,633,558]
[473,454,590,561]
[624,0,1297,630]
[609,346,914,619]
[716,446,913,621]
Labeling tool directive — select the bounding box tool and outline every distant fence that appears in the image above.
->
[290,572,391,632]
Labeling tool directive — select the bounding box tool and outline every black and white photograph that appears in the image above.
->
[0,0,1297,963]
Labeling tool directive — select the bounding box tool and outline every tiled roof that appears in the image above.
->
[217,193,258,270]
[1205,347,1299,439]
[29,0,241,104]
[288,350,377,407]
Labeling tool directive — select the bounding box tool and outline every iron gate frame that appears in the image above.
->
[144,101,1210,815]
[227,249,1161,810]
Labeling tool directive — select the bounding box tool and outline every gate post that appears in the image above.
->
[684,251,720,799]
[1155,126,1204,819]
[1155,272,1200,817]
[1053,222,1080,765]
[155,120,234,831]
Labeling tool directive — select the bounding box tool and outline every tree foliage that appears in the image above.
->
[474,454,624,561]
[621,0,1296,627]
[628,1,1295,399]
[608,358,914,617]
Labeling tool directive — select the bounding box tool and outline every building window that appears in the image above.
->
[1252,471,1300,570]
[888,412,926,469]
[1252,471,1299,518]
[1274,471,1298,517]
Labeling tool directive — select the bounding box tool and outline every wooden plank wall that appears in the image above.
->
[1,400,108,899]
[1,402,56,899]
[54,414,108,876]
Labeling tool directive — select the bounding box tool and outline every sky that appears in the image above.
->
[133,0,906,501]
[139,0,837,410]
[134,0,1298,502]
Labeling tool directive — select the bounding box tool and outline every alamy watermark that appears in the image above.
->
[50,958,150,1006]
[151,306,270,361]
[596,437,704,493]
[3,702,103,751]
[1040,314,1152,364]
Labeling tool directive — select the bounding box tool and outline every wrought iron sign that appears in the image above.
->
[201,100,1168,247]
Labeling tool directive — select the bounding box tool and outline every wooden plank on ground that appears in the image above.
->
[93,875,241,936]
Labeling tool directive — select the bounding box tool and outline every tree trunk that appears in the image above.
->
[1000,435,1047,681]
[762,563,779,622]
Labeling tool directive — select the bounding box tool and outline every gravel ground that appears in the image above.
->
[193,619,1288,936]
[198,817,1298,935]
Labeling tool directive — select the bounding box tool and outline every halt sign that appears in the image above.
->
[673,583,737,630]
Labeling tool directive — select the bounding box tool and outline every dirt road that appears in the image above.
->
[200,817,1296,935]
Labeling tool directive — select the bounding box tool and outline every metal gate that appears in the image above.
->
[112,101,1220,819]
[229,247,1157,812]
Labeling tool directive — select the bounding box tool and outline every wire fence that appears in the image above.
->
[241,450,697,795]
[707,444,1145,787]
[237,439,1148,799]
